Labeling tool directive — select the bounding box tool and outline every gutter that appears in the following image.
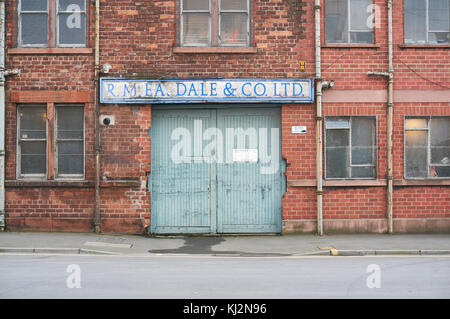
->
[93,0,102,233]
[314,0,333,236]
[0,0,19,231]
[368,0,394,234]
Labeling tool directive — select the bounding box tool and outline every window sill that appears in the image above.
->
[172,47,258,54]
[394,179,450,186]
[322,43,380,49]
[398,44,450,49]
[287,179,386,187]
[6,180,93,188]
[8,48,94,55]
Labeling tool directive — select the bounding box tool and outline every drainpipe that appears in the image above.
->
[0,0,19,231]
[93,0,101,233]
[368,0,394,234]
[314,0,333,236]
[314,0,323,236]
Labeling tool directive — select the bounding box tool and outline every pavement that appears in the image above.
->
[0,231,450,257]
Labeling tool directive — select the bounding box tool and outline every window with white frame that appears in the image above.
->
[179,0,250,46]
[405,117,450,178]
[404,0,450,44]
[325,0,374,44]
[18,105,48,178]
[55,105,84,178]
[325,117,377,179]
[18,0,87,48]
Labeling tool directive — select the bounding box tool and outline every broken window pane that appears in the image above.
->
[220,13,248,45]
[21,141,46,175]
[21,13,48,45]
[183,13,210,45]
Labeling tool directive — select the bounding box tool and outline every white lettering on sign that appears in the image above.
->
[100,79,313,104]
[233,149,258,163]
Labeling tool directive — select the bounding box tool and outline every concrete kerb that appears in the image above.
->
[300,249,450,256]
[0,247,118,255]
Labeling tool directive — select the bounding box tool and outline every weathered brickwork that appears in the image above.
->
[3,0,449,234]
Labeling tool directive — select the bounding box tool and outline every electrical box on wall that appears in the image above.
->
[100,115,115,126]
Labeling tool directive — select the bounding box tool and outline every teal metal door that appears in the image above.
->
[151,106,284,234]
[216,108,284,233]
[151,109,215,234]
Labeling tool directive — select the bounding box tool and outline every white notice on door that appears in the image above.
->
[232,149,258,163]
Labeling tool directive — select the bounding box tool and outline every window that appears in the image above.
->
[325,0,374,44]
[179,0,250,47]
[17,104,85,179]
[18,105,47,178]
[404,0,450,44]
[325,117,377,179]
[55,105,84,178]
[405,117,450,178]
[18,0,87,48]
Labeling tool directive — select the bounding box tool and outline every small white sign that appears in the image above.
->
[233,149,258,163]
[292,126,307,134]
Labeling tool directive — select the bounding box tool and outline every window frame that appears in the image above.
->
[16,104,48,180]
[17,0,87,48]
[404,0,450,44]
[54,104,85,180]
[324,116,378,180]
[178,0,251,47]
[16,103,85,181]
[404,116,450,179]
[325,0,375,44]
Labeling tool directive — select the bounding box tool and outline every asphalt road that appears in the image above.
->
[0,255,449,299]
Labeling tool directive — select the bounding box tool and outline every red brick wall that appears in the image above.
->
[3,0,449,234]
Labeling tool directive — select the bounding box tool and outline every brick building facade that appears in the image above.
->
[1,0,449,234]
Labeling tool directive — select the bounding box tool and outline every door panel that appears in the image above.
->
[216,108,283,233]
[151,109,215,234]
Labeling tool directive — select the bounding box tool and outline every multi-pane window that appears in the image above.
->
[17,104,85,179]
[180,0,250,46]
[55,105,84,178]
[325,117,377,179]
[18,105,47,178]
[405,117,450,178]
[404,0,450,44]
[18,0,87,47]
[325,0,374,44]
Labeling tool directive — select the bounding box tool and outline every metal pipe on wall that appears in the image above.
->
[314,0,323,236]
[93,0,102,233]
[368,0,394,234]
[0,0,19,231]
[0,0,5,231]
